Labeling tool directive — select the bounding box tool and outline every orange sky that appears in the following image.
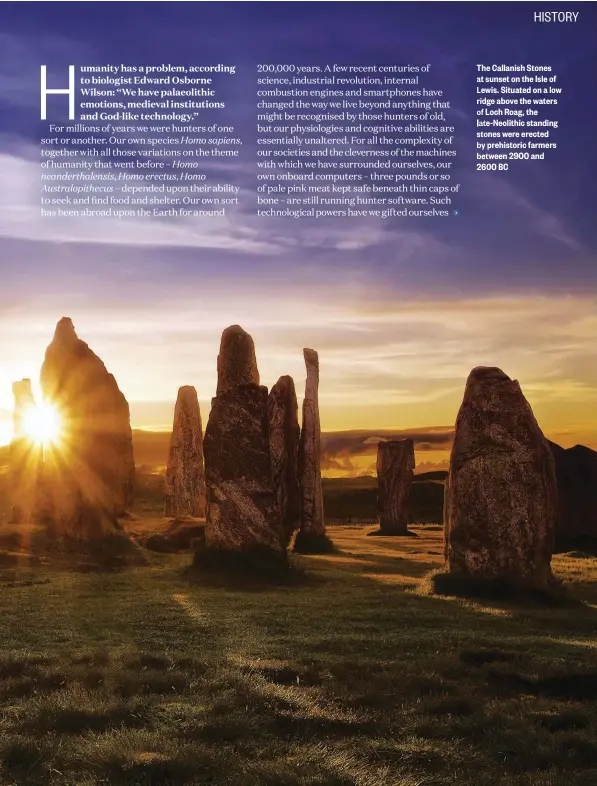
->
[0,292,596,468]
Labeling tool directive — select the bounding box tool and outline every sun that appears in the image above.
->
[22,401,62,447]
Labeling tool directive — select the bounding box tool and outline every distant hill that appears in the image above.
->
[414,470,448,482]
[130,471,446,523]
[549,441,597,547]
[3,429,595,536]
[322,473,446,524]
[129,432,448,521]
[132,429,170,471]
[130,429,450,479]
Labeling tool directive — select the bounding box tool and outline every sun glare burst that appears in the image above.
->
[22,401,62,447]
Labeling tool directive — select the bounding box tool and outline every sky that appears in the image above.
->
[0,1,595,472]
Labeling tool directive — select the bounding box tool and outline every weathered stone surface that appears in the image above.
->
[39,317,135,537]
[203,326,284,554]
[444,366,557,589]
[12,379,35,440]
[9,379,41,523]
[165,386,206,518]
[268,376,300,545]
[297,349,326,538]
[376,439,415,534]
[216,325,259,395]
[549,441,597,547]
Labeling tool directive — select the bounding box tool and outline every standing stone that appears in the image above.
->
[12,380,35,438]
[165,386,206,518]
[268,376,300,545]
[216,324,259,394]
[203,326,284,556]
[444,366,557,589]
[9,379,41,523]
[296,349,328,549]
[376,439,415,534]
[40,317,135,538]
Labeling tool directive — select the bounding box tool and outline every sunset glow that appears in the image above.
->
[0,291,596,470]
[22,401,62,448]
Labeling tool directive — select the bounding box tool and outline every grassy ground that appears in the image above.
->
[1,523,597,785]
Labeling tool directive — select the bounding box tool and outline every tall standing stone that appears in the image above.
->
[268,376,300,545]
[376,439,415,534]
[9,379,41,523]
[444,366,557,590]
[296,348,329,550]
[165,386,206,518]
[40,317,135,538]
[202,326,284,556]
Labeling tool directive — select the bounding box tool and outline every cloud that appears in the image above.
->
[320,427,453,477]
[0,32,92,111]
[320,427,453,474]
[415,460,450,474]
[0,288,595,454]
[0,149,282,253]
[465,172,583,252]
[322,427,454,457]
[0,23,444,258]
[3,31,585,268]
[0,143,453,263]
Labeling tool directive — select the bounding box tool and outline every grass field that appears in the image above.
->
[1,521,597,785]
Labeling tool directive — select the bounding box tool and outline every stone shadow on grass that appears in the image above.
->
[0,522,148,573]
[418,569,576,608]
[6,531,597,784]
[338,550,439,579]
[293,530,336,555]
[484,664,597,702]
[187,545,321,591]
[367,529,419,538]
[138,518,206,554]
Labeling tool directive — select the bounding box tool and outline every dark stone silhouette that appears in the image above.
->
[39,317,135,537]
[9,379,41,523]
[203,326,285,556]
[268,376,301,545]
[165,386,206,518]
[296,349,332,552]
[376,439,415,534]
[216,324,260,395]
[444,366,557,590]
[549,441,597,548]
